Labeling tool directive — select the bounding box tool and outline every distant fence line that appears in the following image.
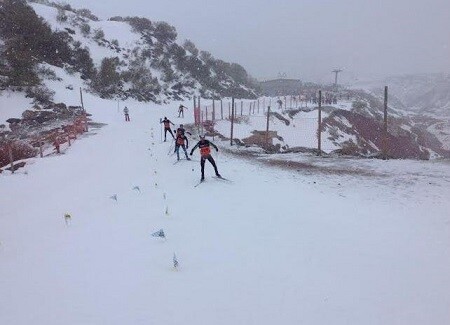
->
[191,89,389,158]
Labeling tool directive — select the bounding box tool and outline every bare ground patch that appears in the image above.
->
[221,147,385,177]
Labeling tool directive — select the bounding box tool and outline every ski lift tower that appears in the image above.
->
[332,69,343,87]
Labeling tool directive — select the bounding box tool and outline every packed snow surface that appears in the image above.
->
[1,92,449,325]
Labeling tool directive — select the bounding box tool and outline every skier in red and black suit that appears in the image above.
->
[190,135,221,181]
[160,117,175,141]
[176,124,192,136]
[174,129,191,161]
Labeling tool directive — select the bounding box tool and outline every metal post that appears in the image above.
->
[212,99,215,122]
[220,99,223,119]
[317,90,322,156]
[266,106,270,146]
[230,97,235,146]
[383,86,388,160]
[80,88,85,113]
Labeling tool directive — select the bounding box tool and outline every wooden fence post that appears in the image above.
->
[84,113,88,132]
[8,142,14,173]
[39,140,43,158]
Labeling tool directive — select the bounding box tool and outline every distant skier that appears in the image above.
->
[123,106,130,121]
[174,129,191,161]
[178,104,188,118]
[276,99,283,110]
[160,117,175,141]
[190,135,221,181]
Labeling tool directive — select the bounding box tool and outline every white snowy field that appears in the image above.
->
[1,97,450,325]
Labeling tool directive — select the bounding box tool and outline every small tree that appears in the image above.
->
[154,21,177,44]
[352,100,367,111]
[80,23,91,36]
[183,39,199,56]
[93,57,122,97]
[93,28,105,41]
[56,9,68,23]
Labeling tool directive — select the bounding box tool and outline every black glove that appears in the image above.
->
[190,152,193,156]
[216,148,219,152]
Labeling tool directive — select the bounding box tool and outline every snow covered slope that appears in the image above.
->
[26,0,257,101]
[1,93,450,324]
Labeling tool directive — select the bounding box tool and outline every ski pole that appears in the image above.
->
[160,118,162,143]
[167,140,175,155]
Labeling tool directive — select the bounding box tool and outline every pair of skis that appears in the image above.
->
[194,176,232,187]
[173,158,192,165]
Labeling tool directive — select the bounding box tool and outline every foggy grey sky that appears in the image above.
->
[68,0,450,83]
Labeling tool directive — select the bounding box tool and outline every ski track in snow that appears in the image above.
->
[1,98,450,325]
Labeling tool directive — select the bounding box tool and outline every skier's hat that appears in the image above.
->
[199,134,205,139]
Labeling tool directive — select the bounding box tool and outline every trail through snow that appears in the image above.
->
[1,100,449,325]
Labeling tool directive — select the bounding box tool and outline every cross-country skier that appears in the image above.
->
[123,106,130,121]
[190,135,221,181]
[174,129,191,161]
[176,124,192,136]
[160,117,175,141]
[178,104,188,118]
